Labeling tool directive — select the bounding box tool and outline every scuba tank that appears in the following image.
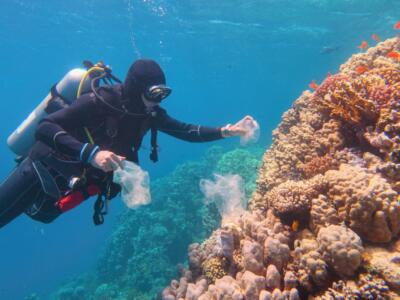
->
[7,68,91,157]
[7,61,121,157]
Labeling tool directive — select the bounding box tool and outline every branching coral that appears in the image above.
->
[313,74,378,125]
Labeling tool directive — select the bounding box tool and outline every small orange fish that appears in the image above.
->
[387,51,400,59]
[309,80,319,90]
[358,40,368,49]
[371,34,381,42]
[394,21,400,30]
[355,65,368,74]
[291,220,300,231]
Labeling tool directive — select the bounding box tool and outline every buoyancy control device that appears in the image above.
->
[8,61,122,225]
[7,61,120,157]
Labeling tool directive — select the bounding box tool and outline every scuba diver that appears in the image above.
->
[0,58,250,228]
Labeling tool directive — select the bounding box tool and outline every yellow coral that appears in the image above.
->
[202,257,228,283]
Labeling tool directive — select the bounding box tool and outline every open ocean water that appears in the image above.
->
[0,0,399,299]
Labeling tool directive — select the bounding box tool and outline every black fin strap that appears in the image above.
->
[150,126,158,163]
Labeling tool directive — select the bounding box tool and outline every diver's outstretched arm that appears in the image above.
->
[154,108,223,142]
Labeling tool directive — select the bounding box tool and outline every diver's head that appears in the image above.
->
[124,59,172,108]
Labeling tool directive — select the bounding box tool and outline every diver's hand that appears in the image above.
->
[90,150,125,172]
[221,115,253,137]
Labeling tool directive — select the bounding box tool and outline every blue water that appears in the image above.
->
[0,0,399,299]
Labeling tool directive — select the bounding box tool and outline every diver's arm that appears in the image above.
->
[35,93,102,163]
[155,109,223,142]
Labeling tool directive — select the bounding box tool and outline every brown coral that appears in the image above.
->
[297,154,336,179]
[202,257,228,283]
[265,175,327,218]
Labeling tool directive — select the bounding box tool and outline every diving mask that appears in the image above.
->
[144,84,172,103]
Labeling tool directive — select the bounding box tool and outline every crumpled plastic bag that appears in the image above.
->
[113,161,151,209]
[200,173,246,223]
[235,116,260,145]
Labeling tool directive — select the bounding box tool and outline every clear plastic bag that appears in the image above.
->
[235,116,260,145]
[200,173,246,221]
[113,161,151,209]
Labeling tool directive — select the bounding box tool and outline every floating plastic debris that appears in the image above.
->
[235,116,260,146]
[113,161,151,209]
[200,173,246,222]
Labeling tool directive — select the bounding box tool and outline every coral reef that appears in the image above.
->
[162,37,400,299]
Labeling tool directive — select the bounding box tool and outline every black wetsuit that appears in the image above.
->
[0,84,223,228]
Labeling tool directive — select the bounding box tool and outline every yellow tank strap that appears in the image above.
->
[77,64,106,145]
[84,127,95,144]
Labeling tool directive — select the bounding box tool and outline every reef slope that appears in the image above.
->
[162,37,400,299]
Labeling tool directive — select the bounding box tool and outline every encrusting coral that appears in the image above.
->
[162,37,400,299]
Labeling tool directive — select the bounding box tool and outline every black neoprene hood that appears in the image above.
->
[124,59,166,99]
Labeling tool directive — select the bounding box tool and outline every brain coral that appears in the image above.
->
[317,225,363,277]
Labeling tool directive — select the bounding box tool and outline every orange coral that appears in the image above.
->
[313,64,400,126]
[313,74,377,125]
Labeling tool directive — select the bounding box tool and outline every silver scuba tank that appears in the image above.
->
[7,68,92,157]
